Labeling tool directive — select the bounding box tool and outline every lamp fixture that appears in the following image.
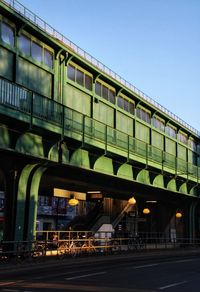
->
[128,197,136,205]
[68,195,79,207]
[175,211,182,218]
[143,208,150,215]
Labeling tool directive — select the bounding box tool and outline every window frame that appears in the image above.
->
[67,61,93,91]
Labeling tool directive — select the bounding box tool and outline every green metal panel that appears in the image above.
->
[135,121,149,143]
[152,130,164,149]
[28,166,47,240]
[179,182,187,194]
[136,169,150,184]
[165,137,176,155]
[167,178,177,192]
[93,101,114,127]
[48,142,69,163]
[0,46,13,80]
[117,163,133,180]
[177,144,186,160]
[116,112,133,136]
[70,148,90,168]
[17,57,52,97]
[153,174,164,188]
[94,156,113,175]
[0,124,10,148]
[15,133,44,157]
[64,84,91,115]
[14,164,38,241]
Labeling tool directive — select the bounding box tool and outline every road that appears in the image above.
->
[1,252,200,291]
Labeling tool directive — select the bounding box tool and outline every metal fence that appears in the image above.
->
[1,231,200,264]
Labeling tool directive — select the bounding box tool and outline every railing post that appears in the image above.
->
[105,125,108,155]
[127,135,130,162]
[29,91,33,130]
[82,115,85,147]
[61,105,64,140]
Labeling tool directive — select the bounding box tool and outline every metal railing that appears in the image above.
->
[0,76,199,183]
[1,0,199,137]
[1,232,200,263]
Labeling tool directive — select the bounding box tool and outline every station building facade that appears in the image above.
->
[0,0,200,242]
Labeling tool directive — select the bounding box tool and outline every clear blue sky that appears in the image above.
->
[18,0,200,131]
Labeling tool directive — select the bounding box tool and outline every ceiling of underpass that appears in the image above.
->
[39,164,197,207]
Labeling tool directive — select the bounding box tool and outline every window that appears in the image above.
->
[95,80,115,104]
[136,107,151,124]
[1,22,14,47]
[44,48,53,68]
[67,64,75,81]
[18,33,54,68]
[117,95,135,114]
[32,41,42,62]
[95,81,101,96]
[67,63,92,91]
[19,34,31,56]
[85,74,92,90]
[76,69,84,86]
[166,124,176,138]
[188,139,197,151]
[178,132,188,145]
[152,116,165,132]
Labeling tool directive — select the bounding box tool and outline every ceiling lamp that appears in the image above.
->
[176,212,182,218]
[68,195,79,207]
[143,208,150,215]
[128,197,136,205]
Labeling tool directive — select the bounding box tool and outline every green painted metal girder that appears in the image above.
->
[70,148,90,169]
[28,166,47,241]
[153,174,164,188]
[117,163,133,180]
[0,124,10,148]
[136,169,150,185]
[93,156,113,175]
[15,133,44,157]
[179,182,188,194]
[14,164,38,241]
[167,178,177,192]
[48,142,69,163]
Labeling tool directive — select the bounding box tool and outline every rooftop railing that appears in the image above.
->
[1,0,199,137]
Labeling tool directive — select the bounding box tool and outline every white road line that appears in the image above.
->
[134,263,159,269]
[65,271,106,280]
[175,259,193,263]
[159,281,187,290]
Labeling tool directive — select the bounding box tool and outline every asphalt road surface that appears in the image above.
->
[1,252,200,291]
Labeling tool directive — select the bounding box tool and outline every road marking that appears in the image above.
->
[159,281,187,290]
[175,259,193,263]
[65,271,106,280]
[134,263,159,269]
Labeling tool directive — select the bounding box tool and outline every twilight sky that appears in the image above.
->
[18,0,200,131]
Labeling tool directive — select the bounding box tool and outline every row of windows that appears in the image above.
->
[0,17,197,150]
[0,20,53,69]
[67,63,92,91]
[95,81,115,104]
